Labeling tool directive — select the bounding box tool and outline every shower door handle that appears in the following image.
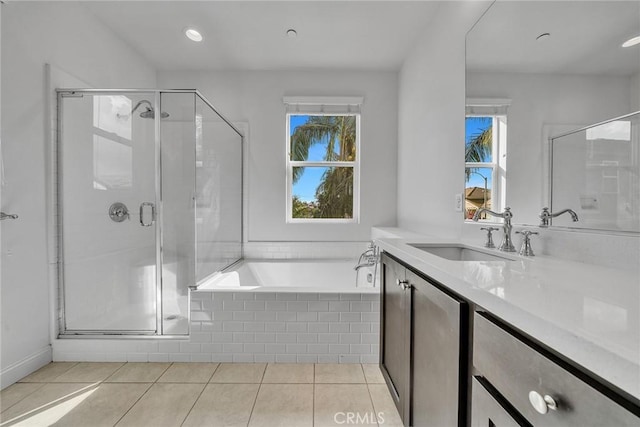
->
[139,202,156,227]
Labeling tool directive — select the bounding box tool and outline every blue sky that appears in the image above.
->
[465,117,493,189]
[290,115,334,202]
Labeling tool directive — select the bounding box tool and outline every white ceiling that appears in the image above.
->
[466,1,640,77]
[82,1,440,71]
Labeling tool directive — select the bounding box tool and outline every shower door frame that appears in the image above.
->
[55,88,244,338]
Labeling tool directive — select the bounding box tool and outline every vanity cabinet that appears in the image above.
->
[471,377,527,427]
[473,312,640,426]
[380,253,468,427]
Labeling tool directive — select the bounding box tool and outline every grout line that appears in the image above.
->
[0,382,47,415]
[111,382,154,426]
[312,363,315,427]
[246,365,266,426]
[205,362,221,383]
[179,382,208,427]
[153,362,173,383]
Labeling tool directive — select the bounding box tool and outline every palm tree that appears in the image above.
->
[290,116,356,218]
[465,117,492,180]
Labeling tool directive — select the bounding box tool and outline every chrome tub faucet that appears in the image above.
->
[539,207,579,227]
[472,207,516,252]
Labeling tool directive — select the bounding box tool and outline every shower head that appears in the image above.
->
[131,100,170,119]
[139,108,170,119]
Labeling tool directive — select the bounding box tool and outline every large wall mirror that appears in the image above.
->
[466,1,639,232]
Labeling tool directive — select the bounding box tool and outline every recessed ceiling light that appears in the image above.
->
[622,35,640,48]
[286,29,297,38]
[185,28,203,42]
[536,32,551,41]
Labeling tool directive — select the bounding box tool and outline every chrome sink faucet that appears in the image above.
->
[539,207,579,227]
[472,207,516,252]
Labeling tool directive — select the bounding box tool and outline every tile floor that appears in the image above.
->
[1,362,402,426]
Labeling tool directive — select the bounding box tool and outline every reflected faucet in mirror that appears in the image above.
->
[539,207,579,228]
[472,207,516,252]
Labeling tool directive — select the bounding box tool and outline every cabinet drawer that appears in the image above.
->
[473,313,639,426]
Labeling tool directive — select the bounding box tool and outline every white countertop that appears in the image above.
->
[375,232,640,402]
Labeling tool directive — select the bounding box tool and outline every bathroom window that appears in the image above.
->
[465,100,508,221]
[284,97,362,222]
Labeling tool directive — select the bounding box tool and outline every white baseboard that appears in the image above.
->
[0,346,52,390]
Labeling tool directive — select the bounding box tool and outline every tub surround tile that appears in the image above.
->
[53,286,380,367]
[249,384,313,427]
[368,384,403,426]
[17,362,78,383]
[182,383,259,427]
[115,383,204,427]
[315,364,366,383]
[362,364,385,384]
[209,363,266,383]
[314,384,376,427]
[51,362,125,383]
[157,362,219,383]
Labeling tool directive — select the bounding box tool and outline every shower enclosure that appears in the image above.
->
[56,89,242,336]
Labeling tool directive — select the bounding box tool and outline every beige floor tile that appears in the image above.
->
[368,384,403,426]
[182,383,259,427]
[106,363,170,383]
[249,384,313,427]
[157,363,218,383]
[362,364,386,384]
[115,383,204,427]
[314,384,378,427]
[51,363,125,383]
[0,383,96,425]
[0,383,45,413]
[18,363,78,383]
[209,363,266,383]
[314,364,366,383]
[262,364,314,384]
[50,383,151,427]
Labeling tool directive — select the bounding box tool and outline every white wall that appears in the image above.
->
[396,2,491,238]
[467,71,632,225]
[1,1,156,388]
[158,70,398,243]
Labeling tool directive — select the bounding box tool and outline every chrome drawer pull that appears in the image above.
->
[528,390,558,414]
[395,279,410,290]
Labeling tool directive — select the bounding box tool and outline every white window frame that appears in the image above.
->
[285,112,361,224]
[464,113,507,222]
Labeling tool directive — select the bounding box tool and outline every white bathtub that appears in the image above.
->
[197,259,378,293]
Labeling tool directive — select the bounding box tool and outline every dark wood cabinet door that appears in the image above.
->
[409,269,466,427]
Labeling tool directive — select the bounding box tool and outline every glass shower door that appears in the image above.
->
[59,92,158,333]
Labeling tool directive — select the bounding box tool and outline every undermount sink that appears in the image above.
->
[408,244,515,262]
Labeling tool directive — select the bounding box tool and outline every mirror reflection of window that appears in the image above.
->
[464,108,507,222]
[93,95,132,139]
[92,96,133,190]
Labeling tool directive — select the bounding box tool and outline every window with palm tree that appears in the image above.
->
[287,114,359,221]
[465,115,506,220]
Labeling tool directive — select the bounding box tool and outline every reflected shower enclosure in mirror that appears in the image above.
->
[466,1,640,229]
[551,112,639,233]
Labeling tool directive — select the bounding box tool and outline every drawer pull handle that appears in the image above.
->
[528,391,558,414]
[396,279,410,290]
